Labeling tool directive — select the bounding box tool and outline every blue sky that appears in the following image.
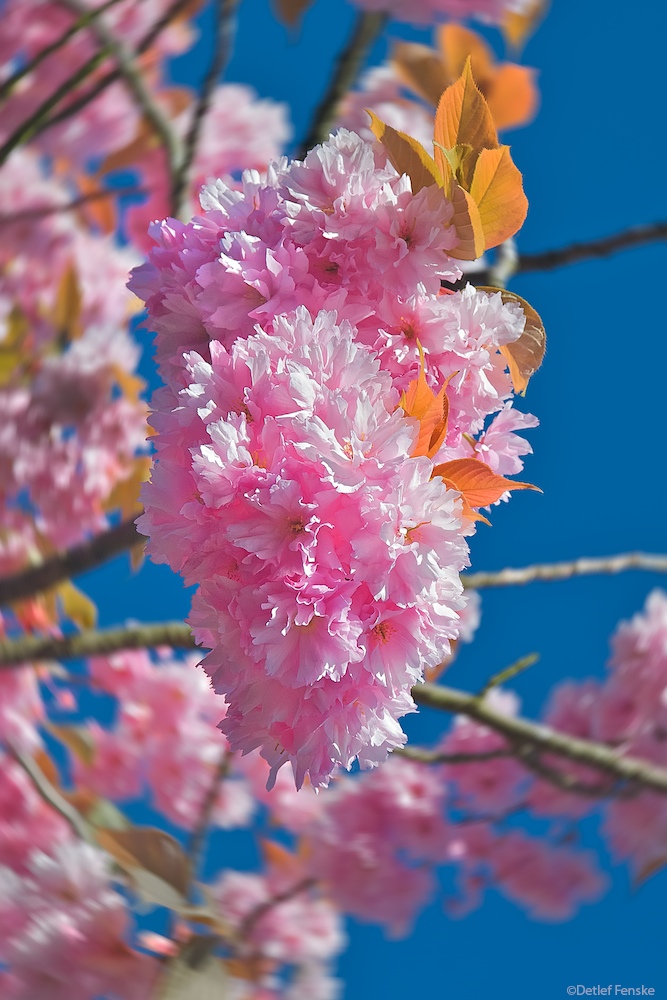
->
[83,1,667,996]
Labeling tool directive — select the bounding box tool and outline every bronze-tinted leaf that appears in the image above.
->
[437,24,494,88]
[478,287,546,392]
[96,826,190,909]
[503,0,549,52]
[391,41,450,106]
[447,176,485,260]
[367,111,442,193]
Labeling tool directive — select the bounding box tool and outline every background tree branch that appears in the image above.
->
[461,552,667,589]
[0,518,144,608]
[172,0,238,216]
[295,10,386,158]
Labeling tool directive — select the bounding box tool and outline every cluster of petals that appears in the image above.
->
[126,84,292,251]
[0,152,148,549]
[301,747,606,930]
[522,589,667,875]
[211,867,344,997]
[133,129,537,787]
[76,648,255,830]
[0,839,157,1000]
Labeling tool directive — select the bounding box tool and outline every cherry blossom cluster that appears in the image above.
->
[0,151,147,556]
[211,867,345,999]
[72,647,255,830]
[133,129,537,787]
[0,840,157,1000]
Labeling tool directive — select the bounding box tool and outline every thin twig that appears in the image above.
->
[461,552,667,590]
[477,652,539,699]
[412,682,667,796]
[0,621,197,667]
[238,878,317,942]
[0,47,110,166]
[512,745,622,799]
[39,0,193,136]
[517,222,667,273]
[187,752,233,882]
[295,10,386,158]
[57,0,181,183]
[0,186,145,226]
[172,0,237,216]
[396,746,513,765]
[0,518,143,609]
[0,0,125,102]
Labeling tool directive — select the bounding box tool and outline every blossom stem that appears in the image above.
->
[0,518,143,608]
[295,10,387,158]
[0,0,125,102]
[172,0,238,217]
[461,552,667,589]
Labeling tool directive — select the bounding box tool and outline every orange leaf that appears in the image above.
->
[503,0,549,52]
[399,346,451,458]
[486,64,539,132]
[478,287,546,393]
[468,145,528,249]
[53,262,83,341]
[433,457,539,508]
[391,41,450,107]
[437,24,494,89]
[76,174,116,235]
[447,176,486,260]
[433,57,498,168]
[367,111,442,193]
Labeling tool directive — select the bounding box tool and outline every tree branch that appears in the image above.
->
[517,222,667,273]
[295,10,386,158]
[0,0,125,102]
[412,682,667,796]
[0,518,144,608]
[38,0,193,136]
[0,621,197,667]
[172,0,237,216]
[0,186,144,226]
[238,878,317,942]
[57,0,181,183]
[0,47,110,166]
[187,751,232,882]
[461,552,667,590]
